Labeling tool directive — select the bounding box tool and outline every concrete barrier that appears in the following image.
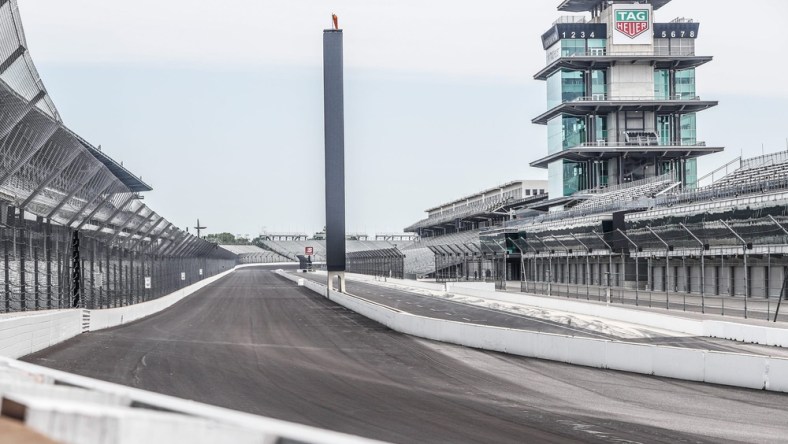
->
[0,266,240,359]
[277,270,788,393]
[704,321,788,348]
[0,310,83,359]
[338,273,788,349]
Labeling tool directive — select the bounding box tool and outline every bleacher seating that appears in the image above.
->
[258,239,412,262]
[218,245,292,264]
[573,176,678,210]
[706,156,788,191]
[403,247,436,278]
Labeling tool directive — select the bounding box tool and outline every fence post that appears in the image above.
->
[680,222,705,313]
[570,233,591,300]
[721,220,749,319]
[71,230,81,308]
[646,226,671,309]
[617,229,639,306]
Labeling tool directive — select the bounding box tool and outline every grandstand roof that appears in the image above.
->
[68,131,153,192]
[529,145,724,169]
[424,180,547,213]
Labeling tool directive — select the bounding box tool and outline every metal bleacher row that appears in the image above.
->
[573,174,679,210]
[257,239,415,262]
[218,245,291,264]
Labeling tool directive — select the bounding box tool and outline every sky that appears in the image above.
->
[15,0,788,238]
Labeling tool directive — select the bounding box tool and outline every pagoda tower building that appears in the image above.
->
[531,0,722,199]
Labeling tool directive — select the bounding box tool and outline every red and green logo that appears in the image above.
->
[615,9,650,38]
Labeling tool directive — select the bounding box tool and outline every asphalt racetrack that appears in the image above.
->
[24,266,788,443]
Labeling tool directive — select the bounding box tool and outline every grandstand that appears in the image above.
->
[255,233,415,263]
[218,245,291,264]
[394,0,788,321]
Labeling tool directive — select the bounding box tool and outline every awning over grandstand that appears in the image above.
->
[532,99,718,125]
[529,145,724,169]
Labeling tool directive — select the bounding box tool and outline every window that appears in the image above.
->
[563,116,586,149]
[657,115,672,145]
[560,39,585,57]
[654,39,669,56]
[675,69,696,99]
[591,70,606,99]
[671,38,695,56]
[587,39,607,55]
[563,161,587,195]
[680,113,696,145]
[525,189,531,196]
[654,69,670,99]
[593,115,608,143]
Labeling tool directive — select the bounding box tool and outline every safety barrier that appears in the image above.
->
[278,270,788,393]
[0,265,257,358]
[0,356,383,444]
[0,310,83,358]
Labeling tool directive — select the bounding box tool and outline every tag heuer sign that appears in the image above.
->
[615,9,649,38]
[612,4,653,45]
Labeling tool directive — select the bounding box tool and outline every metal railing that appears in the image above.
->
[570,95,701,102]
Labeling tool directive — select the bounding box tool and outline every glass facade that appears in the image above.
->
[564,161,586,195]
[563,116,586,149]
[684,158,698,189]
[547,115,587,153]
[654,69,670,99]
[592,115,607,143]
[591,70,606,99]
[587,39,606,55]
[680,113,696,145]
[675,69,696,99]
[560,39,586,57]
[547,70,585,107]
[657,115,672,145]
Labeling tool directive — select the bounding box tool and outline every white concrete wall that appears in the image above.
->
[0,266,241,359]
[277,270,788,393]
[0,310,83,359]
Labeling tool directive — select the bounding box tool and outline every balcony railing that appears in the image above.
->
[558,49,697,58]
[577,140,707,148]
[570,95,700,102]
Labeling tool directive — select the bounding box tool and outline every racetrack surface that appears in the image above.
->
[24,266,788,443]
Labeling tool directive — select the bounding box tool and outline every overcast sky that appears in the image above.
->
[16,0,788,237]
